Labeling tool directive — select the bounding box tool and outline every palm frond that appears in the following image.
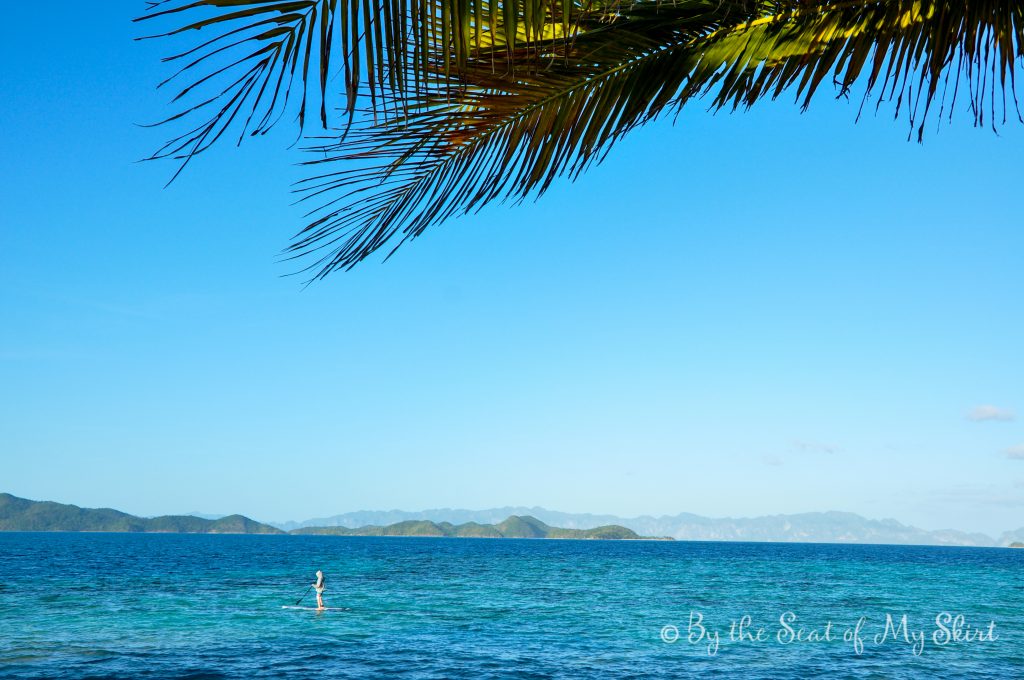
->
[284,0,1023,277]
[136,0,605,175]
[138,0,341,176]
[142,1,1024,277]
[685,0,1024,139]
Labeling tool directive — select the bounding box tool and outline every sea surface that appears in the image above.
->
[0,534,1020,678]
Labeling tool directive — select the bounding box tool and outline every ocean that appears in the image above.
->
[0,533,1020,678]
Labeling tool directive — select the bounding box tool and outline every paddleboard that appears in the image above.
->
[281,606,349,611]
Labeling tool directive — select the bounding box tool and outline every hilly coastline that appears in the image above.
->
[6,493,1021,547]
[276,507,1021,548]
[0,494,652,540]
[293,515,653,540]
[0,493,282,534]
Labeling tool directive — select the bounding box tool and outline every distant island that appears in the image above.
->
[293,515,664,540]
[6,493,1022,546]
[0,493,283,534]
[278,506,1024,548]
[0,494,660,540]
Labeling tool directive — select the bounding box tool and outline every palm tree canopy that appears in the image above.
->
[138,0,1024,278]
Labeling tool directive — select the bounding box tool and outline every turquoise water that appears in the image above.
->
[0,534,1020,678]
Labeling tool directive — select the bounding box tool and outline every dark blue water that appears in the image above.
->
[0,534,1020,678]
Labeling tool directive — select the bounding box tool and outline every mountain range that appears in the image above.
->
[5,493,1021,547]
[0,494,647,540]
[292,515,650,539]
[271,506,1023,547]
[0,493,282,534]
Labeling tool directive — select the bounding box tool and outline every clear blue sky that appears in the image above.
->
[1,3,1021,535]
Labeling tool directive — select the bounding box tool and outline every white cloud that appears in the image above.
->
[968,405,1015,422]
[1005,446,1024,460]
[762,455,784,467]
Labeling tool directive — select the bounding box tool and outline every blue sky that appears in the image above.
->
[1,3,1022,534]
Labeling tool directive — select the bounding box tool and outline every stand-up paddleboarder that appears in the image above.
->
[313,570,326,610]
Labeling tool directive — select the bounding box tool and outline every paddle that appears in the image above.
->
[295,584,313,606]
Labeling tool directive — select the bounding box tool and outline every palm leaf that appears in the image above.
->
[137,0,588,175]
[288,3,739,278]
[142,1,1024,277]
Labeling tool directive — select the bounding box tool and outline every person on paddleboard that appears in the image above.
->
[313,570,326,610]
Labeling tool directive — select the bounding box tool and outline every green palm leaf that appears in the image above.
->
[137,0,583,170]
[141,1,1024,278]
